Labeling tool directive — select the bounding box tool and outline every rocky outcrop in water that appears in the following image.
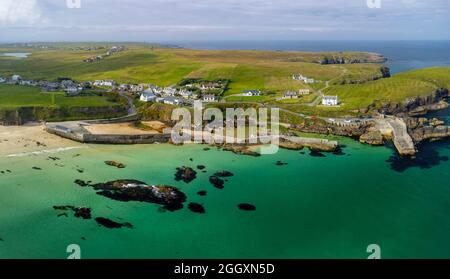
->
[74,179,187,211]
[360,130,384,146]
[175,167,197,183]
[209,176,225,189]
[238,204,256,211]
[95,217,133,229]
[406,117,450,144]
[188,203,206,214]
[53,206,92,219]
[213,171,234,178]
[105,161,126,169]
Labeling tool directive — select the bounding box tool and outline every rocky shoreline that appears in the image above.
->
[291,90,449,156]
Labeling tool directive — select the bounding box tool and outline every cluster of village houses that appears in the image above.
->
[83,45,126,63]
[291,73,339,106]
[0,72,339,107]
[0,74,88,96]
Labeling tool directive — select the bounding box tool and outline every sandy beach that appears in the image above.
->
[0,124,82,157]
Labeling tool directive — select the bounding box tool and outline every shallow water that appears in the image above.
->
[0,53,30,58]
[1,139,450,259]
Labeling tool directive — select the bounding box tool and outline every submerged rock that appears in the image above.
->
[275,161,288,166]
[77,179,187,212]
[104,161,126,169]
[175,167,197,183]
[197,191,207,196]
[309,150,326,157]
[95,217,133,229]
[74,179,90,187]
[213,171,234,177]
[238,203,256,211]
[197,165,206,170]
[32,167,42,170]
[53,206,92,219]
[188,203,206,214]
[209,176,225,189]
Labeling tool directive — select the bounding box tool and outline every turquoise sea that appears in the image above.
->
[1,41,450,259]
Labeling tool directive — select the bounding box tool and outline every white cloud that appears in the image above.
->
[0,0,42,25]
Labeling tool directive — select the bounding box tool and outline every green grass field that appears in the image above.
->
[1,44,449,117]
[0,84,117,108]
[0,45,382,90]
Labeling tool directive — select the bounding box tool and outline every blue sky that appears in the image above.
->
[0,0,449,42]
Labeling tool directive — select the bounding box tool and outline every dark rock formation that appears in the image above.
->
[75,179,187,211]
[275,161,288,166]
[218,144,261,157]
[372,88,448,116]
[209,176,225,189]
[175,167,197,183]
[238,203,256,211]
[213,171,234,177]
[95,217,133,229]
[360,130,384,146]
[74,179,90,187]
[407,117,450,144]
[310,150,326,157]
[380,66,391,78]
[188,203,206,214]
[197,165,206,170]
[197,191,207,196]
[105,161,126,169]
[53,206,92,219]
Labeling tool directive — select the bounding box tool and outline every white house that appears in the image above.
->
[292,74,304,81]
[65,86,83,96]
[11,75,22,82]
[179,89,193,99]
[203,94,218,103]
[163,87,177,96]
[130,84,144,93]
[163,97,183,106]
[140,90,157,102]
[93,80,116,87]
[299,89,311,95]
[322,96,339,106]
[293,74,315,84]
[243,90,261,97]
[282,91,299,99]
[201,83,221,91]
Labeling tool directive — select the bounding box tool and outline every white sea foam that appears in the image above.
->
[5,146,86,158]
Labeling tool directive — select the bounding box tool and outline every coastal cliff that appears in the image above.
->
[318,53,387,65]
[368,88,449,116]
[406,117,450,144]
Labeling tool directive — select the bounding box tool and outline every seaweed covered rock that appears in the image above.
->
[95,217,133,229]
[238,203,257,211]
[213,171,234,177]
[188,203,206,214]
[175,167,197,183]
[53,206,92,219]
[105,161,126,169]
[209,176,225,189]
[76,179,187,211]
